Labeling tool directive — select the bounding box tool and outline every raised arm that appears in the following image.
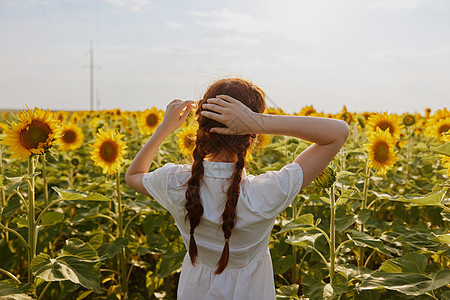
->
[125,100,194,195]
[200,95,349,190]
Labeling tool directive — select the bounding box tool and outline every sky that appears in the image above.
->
[0,0,449,114]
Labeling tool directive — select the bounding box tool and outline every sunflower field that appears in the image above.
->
[0,105,449,300]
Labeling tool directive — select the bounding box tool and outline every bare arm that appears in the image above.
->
[200,95,349,190]
[125,100,194,195]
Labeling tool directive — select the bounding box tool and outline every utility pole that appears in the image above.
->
[90,41,94,111]
[84,40,100,111]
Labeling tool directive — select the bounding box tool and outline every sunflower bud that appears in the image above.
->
[314,166,336,188]
[402,114,416,127]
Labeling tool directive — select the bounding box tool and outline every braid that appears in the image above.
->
[215,148,247,274]
[185,145,205,265]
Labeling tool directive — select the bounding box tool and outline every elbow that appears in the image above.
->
[124,169,132,187]
[337,120,350,145]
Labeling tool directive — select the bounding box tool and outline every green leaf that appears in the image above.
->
[429,233,450,245]
[31,238,101,293]
[0,282,33,299]
[302,269,326,300]
[97,238,128,260]
[13,215,28,228]
[276,284,299,299]
[146,271,164,297]
[335,205,355,233]
[285,232,322,247]
[278,214,316,234]
[157,237,186,278]
[348,230,392,257]
[431,142,450,156]
[359,269,450,296]
[52,187,112,202]
[391,191,445,207]
[356,209,372,225]
[379,252,427,274]
[331,272,349,295]
[40,211,64,227]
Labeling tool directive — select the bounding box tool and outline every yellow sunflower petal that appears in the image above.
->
[0,107,62,161]
[90,128,127,175]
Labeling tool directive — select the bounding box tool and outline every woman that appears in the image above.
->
[125,78,349,299]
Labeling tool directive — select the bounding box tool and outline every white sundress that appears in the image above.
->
[142,160,303,300]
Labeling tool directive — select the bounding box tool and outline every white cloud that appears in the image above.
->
[370,0,427,10]
[204,34,262,46]
[153,46,211,55]
[370,45,450,61]
[188,8,322,42]
[102,0,150,11]
[165,21,185,29]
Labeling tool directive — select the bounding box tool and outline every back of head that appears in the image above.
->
[195,78,266,157]
[185,78,266,274]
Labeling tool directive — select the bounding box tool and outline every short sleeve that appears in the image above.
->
[142,163,177,212]
[245,162,303,219]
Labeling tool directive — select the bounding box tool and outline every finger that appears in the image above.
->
[180,103,193,120]
[209,127,232,135]
[200,110,225,123]
[206,97,231,107]
[216,95,239,103]
[202,103,226,114]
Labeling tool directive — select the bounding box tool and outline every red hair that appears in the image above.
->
[185,78,266,274]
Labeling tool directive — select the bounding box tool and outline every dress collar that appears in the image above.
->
[202,160,247,179]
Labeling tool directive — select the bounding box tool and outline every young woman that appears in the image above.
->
[125,78,349,299]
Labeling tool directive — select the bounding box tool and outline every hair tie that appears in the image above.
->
[224,238,230,243]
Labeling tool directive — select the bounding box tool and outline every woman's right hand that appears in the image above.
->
[200,95,263,135]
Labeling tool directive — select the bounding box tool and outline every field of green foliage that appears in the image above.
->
[0,107,449,299]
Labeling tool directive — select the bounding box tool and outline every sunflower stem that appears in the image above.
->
[68,166,74,190]
[406,127,412,177]
[329,186,336,285]
[0,267,21,284]
[42,154,49,206]
[116,171,128,298]
[358,161,370,268]
[27,156,37,285]
[0,146,5,207]
[292,205,299,284]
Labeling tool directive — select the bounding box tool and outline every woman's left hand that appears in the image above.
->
[160,100,195,133]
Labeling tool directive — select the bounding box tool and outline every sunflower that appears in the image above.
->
[90,128,127,175]
[252,134,271,150]
[442,156,450,177]
[177,125,198,156]
[0,107,61,161]
[0,122,9,134]
[366,112,403,140]
[264,107,286,115]
[299,105,317,116]
[59,123,84,151]
[402,114,416,127]
[364,127,398,175]
[426,117,450,141]
[138,107,164,135]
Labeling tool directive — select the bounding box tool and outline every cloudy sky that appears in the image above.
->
[0,0,449,114]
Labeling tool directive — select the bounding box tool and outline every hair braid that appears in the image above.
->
[215,147,247,274]
[185,145,205,265]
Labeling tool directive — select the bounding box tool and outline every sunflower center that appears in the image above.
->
[403,116,415,126]
[373,142,389,164]
[62,129,77,144]
[438,124,450,135]
[19,120,51,149]
[146,114,158,127]
[99,141,118,163]
[376,121,394,134]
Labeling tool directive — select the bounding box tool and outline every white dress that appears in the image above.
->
[142,160,303,300]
